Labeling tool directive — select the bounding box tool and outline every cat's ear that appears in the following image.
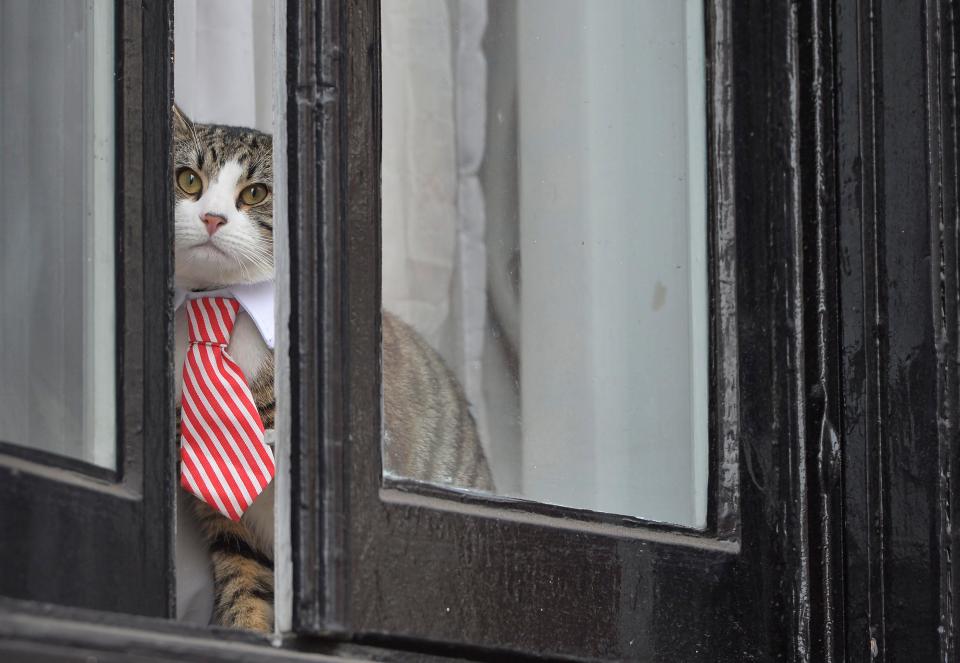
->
[172,103,193,138]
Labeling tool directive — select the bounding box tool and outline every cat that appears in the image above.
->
[382,313,495,490]
[172,105,493,632]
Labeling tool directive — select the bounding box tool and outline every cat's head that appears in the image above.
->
[172,105,273,290]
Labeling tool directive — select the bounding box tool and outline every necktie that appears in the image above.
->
[179,297,275,521]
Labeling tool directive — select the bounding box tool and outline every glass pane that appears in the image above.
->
[0,0,116,469]
[381,0,708,528]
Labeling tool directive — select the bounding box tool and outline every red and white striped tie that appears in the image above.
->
[179,297,275,521]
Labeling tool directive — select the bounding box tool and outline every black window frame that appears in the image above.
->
[835,0,960,659]
[2,0,960,661]
[0,0,175,618]
[288,0,836,659]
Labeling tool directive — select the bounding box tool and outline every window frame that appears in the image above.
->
[834,0,960,659]
[289,0,838,659]
[4,0,960,661]
[0,0,175,617]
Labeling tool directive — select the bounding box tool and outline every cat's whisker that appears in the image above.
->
[219,239,271,281]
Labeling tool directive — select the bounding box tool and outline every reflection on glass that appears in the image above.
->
[0,1,116,469]
[381,0,707,528]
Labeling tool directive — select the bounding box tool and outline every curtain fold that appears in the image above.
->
[382,0,492,458]
[174,0,273,132]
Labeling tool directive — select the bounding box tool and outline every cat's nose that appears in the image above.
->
[202,213,227,236]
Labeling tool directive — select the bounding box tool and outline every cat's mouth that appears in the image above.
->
[189,240,231,257]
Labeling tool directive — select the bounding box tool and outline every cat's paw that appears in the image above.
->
[218,599,273,633]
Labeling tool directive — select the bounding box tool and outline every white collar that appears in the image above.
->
[174,280,275,349]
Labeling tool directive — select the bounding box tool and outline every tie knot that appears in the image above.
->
[187,297,241,346]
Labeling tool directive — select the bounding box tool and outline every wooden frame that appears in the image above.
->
[292,0,841,659]
[2,0,960,660]
[836,0,960,660]
[0,0,175,617]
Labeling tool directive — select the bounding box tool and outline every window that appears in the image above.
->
[1,1,958,661]
[0,0,173,616]
[381,0,711,528]
[290,1,750,657]
[0,1,116,470]
[289,0,960,660]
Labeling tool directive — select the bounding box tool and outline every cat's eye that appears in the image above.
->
[176,168,203,196]
[239,183,269,206]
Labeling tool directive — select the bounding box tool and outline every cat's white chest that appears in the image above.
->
[174,306,269,405]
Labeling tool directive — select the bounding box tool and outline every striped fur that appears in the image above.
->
[382,313,494,492]
[190,496,274,632]
[248,354,275,430]
[172,105,273,290]
[173,106,492,633]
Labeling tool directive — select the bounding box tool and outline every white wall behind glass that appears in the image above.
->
[516,0,708,527]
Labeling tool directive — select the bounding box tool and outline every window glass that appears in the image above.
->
[381,0,708,528]
[0,0,116,469]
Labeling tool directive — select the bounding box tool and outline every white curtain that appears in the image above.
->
[381,1,457,344]
[174,0,273,131]
[381,0,491,456]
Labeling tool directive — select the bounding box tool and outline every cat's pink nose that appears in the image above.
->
[202,213,227,236]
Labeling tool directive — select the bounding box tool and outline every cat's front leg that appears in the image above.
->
[190,497,274,633]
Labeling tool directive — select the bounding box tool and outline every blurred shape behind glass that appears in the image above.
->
[381,0,709,527]
[0,1,116,469]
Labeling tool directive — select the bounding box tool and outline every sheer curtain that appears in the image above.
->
[381,0,492,460]
[174,0,273,132]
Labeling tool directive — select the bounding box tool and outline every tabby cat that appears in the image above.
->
[172,106,493,632]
